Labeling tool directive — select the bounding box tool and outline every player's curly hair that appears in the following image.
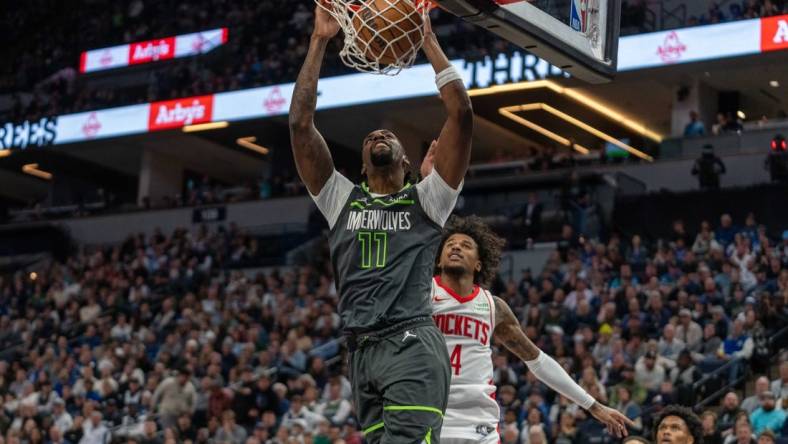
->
[434,215,505,287]
[653,405,703,444]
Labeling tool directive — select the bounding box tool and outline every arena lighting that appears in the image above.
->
[737,110,747,120]
[498,107,590,155]
[500,103,655,161]
[770,80,780,88]
[182,121,229,132]
[0,150,10,158]
[236,136,270,155]
[469,80,664,143]
[22,163,53,180]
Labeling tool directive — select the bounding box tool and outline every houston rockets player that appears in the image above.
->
[429,213,634,443]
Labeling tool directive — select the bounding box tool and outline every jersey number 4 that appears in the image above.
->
[450,344,462,375]
[358,231,388,269]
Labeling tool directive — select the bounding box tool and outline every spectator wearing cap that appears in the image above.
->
[750,391,785,436]
[676,308,703,352]
[214,410,247,444]
[151,367,197,429]
[744,377,773,414]
[592,324,614,363]
[52,399,73,434]
[635,351,666,393]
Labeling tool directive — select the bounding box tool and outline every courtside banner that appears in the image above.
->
[79,28,228,73]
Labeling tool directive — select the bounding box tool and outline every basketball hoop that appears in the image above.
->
[318,0,433,75]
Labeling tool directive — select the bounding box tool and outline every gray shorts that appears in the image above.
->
[349,319,451,444]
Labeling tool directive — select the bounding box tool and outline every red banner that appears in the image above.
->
[130,37,176,64]
[761,15,788,52]
[148,96,214,131]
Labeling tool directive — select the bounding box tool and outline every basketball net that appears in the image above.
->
[317,0,432,75]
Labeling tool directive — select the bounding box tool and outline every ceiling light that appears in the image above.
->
[0,150,10,158]
[737,110,746,120]
[182,121,229,132]
[770,80,780,88]
[469,80,664,143]
[236,136,270,155]
[500,103,654,161]
[499,107,588,155]
[22,163,53,180]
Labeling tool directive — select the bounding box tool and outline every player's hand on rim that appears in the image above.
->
[313,0,341,39]
[589,402,636,438]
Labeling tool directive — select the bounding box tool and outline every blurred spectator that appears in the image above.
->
[692,144,727,190]
[719,392,744,437]
[770,362,788,401]
[743,377,773,414]
[151,368,197,429]
[749,391,785,436]
[635,351,666,393]
[517,192,543,246]
[214,410,247,444]
[685,111,707,137]
[703,410,724,444]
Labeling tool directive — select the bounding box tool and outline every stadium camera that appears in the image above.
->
[766,134,788,183]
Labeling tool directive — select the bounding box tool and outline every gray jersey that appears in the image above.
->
[329,183,443,332]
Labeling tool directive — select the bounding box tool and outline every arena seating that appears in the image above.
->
[0,208,786,443]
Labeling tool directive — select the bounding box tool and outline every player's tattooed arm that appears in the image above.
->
[421,17,472,190]
[289,3,339,195]
[492,296,540,362]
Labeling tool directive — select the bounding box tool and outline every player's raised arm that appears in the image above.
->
[491,296,635,438]
[289,2,340,195]
[421,17,473,189]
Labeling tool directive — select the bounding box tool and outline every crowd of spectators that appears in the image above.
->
[5,0,788,122]
[1,201,787,444]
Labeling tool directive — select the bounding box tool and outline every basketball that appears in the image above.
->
[351,0,424,65]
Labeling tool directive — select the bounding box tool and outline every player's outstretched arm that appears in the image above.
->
[289,2,339,195]
[421,17,472,190]
[491,296,635,438]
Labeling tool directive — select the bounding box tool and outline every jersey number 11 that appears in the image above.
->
[358,231,388,269]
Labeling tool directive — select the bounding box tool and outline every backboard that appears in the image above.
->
[434,0,621,83]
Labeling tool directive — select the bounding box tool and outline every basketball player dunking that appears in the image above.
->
[289,2,472,443]
[424,210,634,443]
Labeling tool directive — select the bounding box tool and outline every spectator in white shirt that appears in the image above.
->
[314,381,352,426]
[658,324,686,362]
[79,412,109,444]
[563,279,594,312]
[51,399,73,433]
[770,361,788,401]
[635,351,666,392]
[676,309,703,352]
[280,394,325,431]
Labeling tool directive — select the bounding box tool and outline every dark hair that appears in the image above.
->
[653,405,703,444]
[434,215,505,287]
